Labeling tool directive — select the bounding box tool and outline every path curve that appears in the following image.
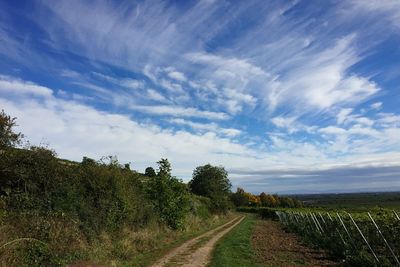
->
[151,216,245,267]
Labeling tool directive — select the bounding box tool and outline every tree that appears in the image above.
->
[243,192,260,206]
[0,110,23,149]
[147,158,189,229]
[157,158,171,177]
[82,156,96,166]
[231,187,248,207]
[189,164,232,213]
[260,192,278,207]
[259,192,269,206]
[144,167,156,177]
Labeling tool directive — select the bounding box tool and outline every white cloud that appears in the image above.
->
[147,89,168,102]
[169,118,217,131]
[350,0,400,28]
[129,104,229,120]
[0,75,53,98]
[186,52,266,77]
[167,71,187,82]
[371,102,382,110]
[377,113,400,127]
[221,88,257,114]
[60,69,81,79]
[337,108,353,124]
[348,124,379,137]
[159,79,184,93]
[271,116,298,133]
[271,36,380,114]
[270,116,317,134]
[319,126,347,135]
[92,72,145,90]
[354,117,374,127]
[220,128,241,137]
[121,79,145,90]
[168,118,241,137]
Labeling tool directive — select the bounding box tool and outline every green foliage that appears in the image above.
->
[144,167,156,177]
[231,187,302,208]
[236,207,278,220]
[231,188,248,207]
[189,195,212,220]
[189,164,232,213]
[1,149,153,232]
[147,158,190,229]
[277,209,400,267]
[0,110,23,149]
[0,145,156,265]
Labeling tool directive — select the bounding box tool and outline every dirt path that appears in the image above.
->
[151,216,245,267]
[252,220,337,267]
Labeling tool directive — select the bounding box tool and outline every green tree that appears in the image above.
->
[157,158,171,177]
[259,192,268,206]
[0,110,23,149]
[260,192,278,207]
[231,187,248,207]
[144,167,156,177]
[148,159,189,229]
[189,164,232,213]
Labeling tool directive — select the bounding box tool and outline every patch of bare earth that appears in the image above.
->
[251,220,338,267]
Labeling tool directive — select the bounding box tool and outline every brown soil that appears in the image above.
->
[251,220,338,267]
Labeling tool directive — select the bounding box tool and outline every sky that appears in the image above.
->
[0,0,400,194]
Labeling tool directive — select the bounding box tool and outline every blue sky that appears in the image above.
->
[1,0,400,194]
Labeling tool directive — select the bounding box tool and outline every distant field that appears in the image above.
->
[293,191,400,210]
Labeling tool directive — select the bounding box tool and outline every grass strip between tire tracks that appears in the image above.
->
[208,215,262,267]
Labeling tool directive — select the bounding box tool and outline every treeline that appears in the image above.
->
[231,187,303,208]
[0,110,232,266]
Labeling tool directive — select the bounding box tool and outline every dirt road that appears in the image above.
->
[151,216,245,267]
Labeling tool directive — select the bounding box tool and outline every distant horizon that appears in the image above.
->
[1,0,399,194]
[282,189,400,196]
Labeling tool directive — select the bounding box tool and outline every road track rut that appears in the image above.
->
[151,216,244,267]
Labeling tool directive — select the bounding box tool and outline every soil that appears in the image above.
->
[251,220,338,267]
[151,216,244,267]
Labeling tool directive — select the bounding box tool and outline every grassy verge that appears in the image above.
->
[208,215,262,267]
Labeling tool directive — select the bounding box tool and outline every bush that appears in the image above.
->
[147,159,190,229]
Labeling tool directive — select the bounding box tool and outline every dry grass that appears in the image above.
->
[0,211,234,267]
[0,213,87,266]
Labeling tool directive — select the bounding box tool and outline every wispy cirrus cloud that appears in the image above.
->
[349,0,400,29]
[129,104,229,120]
[168,118,241,137]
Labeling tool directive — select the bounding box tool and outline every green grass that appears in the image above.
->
[208,215,262,267]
